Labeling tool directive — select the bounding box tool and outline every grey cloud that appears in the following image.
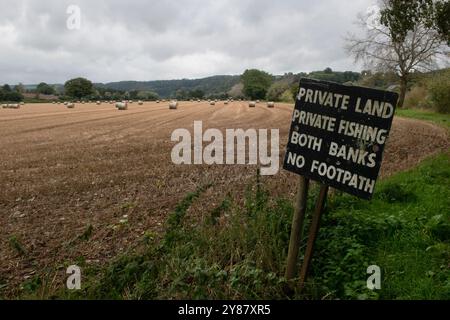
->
[0,0,377,84]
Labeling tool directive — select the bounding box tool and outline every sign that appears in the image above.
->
[283,78,398,200]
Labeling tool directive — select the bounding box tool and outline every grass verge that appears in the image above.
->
[396,108,450,129]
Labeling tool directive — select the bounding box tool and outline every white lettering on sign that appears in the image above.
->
[310,160,376,193]
[297,87,350,110]
[355,98,394,119]
[290,132,323,152]
[284,78,398,199]
[328,142,377,168]
[338,120,388,144]
[292,110,336,132]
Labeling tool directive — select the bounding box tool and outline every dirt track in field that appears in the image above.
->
[0,101,448,296]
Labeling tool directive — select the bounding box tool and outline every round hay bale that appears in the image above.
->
[256,100,260,104]
[249,101,256,107]
[8,104,20,109]
[224,100,229,105]
[2,104,8,108]
[169,101,178,109]
[267,101,275,108]
[96,101,101,105]
[116,102,128,110]
[138,100,143,105]
[67,103,75,109]
[210,101,216,106]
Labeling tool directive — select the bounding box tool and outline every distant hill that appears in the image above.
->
[96,75,241,98]
[20,70,362,99]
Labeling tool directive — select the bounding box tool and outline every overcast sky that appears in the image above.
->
[0,0,378,84]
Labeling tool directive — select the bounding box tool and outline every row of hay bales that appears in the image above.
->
[47,100,148,105]
[1,99,275,111]
[1,102,24,109]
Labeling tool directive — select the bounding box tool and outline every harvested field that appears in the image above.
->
[0,101,448,296]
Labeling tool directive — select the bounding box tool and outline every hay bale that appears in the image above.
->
[249,101,256,107]
[96,101,101,105]
[210,101,216,106]
[138,100,143,105]
[8,104,20,109]
[224,100,229,105]
[67,103,75,109]
[116,102,128,110]
[267,101,275,108]
[2,104,8,108]
[169,101,178,109]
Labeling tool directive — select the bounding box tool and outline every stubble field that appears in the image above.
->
[0,101,448,296]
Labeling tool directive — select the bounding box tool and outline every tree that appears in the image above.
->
[266,82,290,101]
[15,83,26,93]
[64,78,94,99]
[37,82,55,95]
[137,90,159,101]
[241,69,273,100]
[190,89,205,99]
[345,0,449,108]
[0,86,23,102]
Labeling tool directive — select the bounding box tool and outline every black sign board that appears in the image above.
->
[283,78,398,200]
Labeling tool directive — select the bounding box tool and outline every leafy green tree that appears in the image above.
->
[266,82,290,101]
[137,90,159,101]
[190,89,205,99]
[37,82,55,95]
[380,0,449,44]
[346,0,448,108]
[241,69,274,99]
[2,84,12,92]
[0,88,23,102]
[64,78,94,99]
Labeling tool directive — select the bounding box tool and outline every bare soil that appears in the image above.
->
[0,101,448,297]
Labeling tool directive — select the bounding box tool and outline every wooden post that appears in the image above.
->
[299,184,329,289]
[285,176,310,281]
